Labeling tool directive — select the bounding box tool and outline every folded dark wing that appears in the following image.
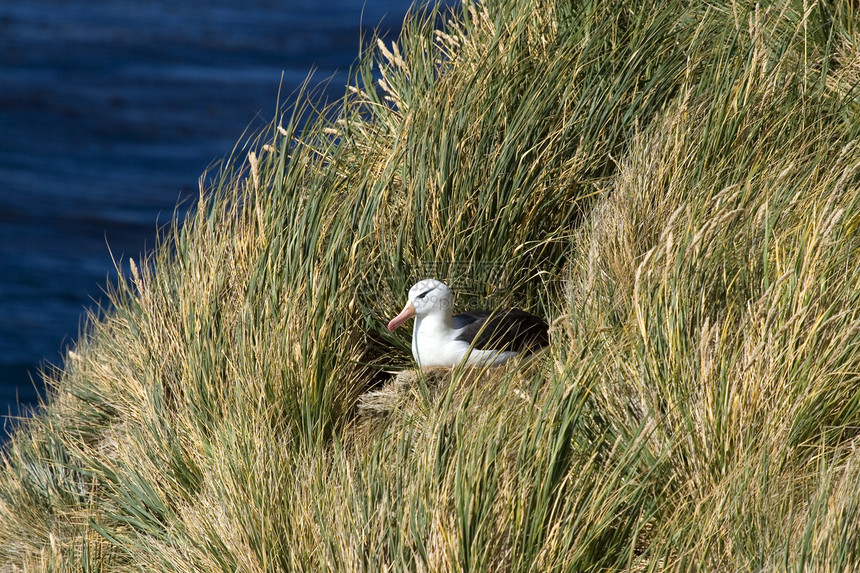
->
[453,309,549,353]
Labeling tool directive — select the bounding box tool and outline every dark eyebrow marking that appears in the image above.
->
[416,288,433,299]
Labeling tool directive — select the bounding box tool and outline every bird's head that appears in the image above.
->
[387,278,453,331]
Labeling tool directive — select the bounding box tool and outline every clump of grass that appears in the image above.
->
[563,5,860,566]
[2,0,860,571]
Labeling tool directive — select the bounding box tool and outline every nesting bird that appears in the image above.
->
[387,278,549,367]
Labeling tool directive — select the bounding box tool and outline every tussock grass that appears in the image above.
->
[2,0,860,570]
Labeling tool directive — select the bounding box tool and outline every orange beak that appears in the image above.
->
[387,301,416,331]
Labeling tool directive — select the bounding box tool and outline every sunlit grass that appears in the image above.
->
[2,0,860,570]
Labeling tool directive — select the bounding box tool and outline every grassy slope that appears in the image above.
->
[3,0,860,570]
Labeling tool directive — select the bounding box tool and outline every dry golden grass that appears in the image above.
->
[2,0,860,571]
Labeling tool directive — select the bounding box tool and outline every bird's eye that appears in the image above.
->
[417,288,432,300]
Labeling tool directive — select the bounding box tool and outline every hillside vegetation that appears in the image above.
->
[3,0,860,570]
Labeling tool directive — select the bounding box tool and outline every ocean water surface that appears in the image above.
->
[0,0,416,434]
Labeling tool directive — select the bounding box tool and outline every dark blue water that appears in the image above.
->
[0,0,414,433]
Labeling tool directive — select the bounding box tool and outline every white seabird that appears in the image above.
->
[387,278,549,367]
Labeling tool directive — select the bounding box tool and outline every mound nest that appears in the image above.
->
[356,367,454,417]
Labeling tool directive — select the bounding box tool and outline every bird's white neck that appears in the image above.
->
[411,311,454,365]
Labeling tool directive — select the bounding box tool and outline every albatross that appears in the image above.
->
[387,278,549,367]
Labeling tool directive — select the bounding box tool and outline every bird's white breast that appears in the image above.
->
[412,315,516,367]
